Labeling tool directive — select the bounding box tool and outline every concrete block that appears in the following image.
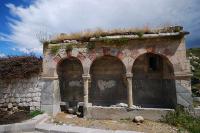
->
[41,105,53,115]
[41,80,53,105]
[53,104,61,116]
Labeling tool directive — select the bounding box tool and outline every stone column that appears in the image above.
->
[126,73,133,108]
[53,78,61,115]
[82,74,90,107]
[40,76,61,116]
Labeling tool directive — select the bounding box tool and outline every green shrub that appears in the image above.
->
[86,42,96,50]
[50,45,61,55]
[162,106,200,133]
[65,44,73,51]
[135,31,144,38]
[29,110,44,118]
[101,37,129,46]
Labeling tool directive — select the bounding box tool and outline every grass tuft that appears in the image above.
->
[162,105,200,133]
[29,110,44,118]
[50,45,61,55]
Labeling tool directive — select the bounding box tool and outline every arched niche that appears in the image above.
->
[132,53,177,108]
[89,55,127,106]
[57,57,84,107]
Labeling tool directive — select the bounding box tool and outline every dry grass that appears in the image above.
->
[51,25,183,43]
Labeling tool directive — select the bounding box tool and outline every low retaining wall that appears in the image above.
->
[0,77,42,110]
[193,97,200,102]
[85,106,173,121]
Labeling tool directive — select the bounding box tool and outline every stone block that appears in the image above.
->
[33,102,40,107]
[30,106,35,110]
[26,93,32,98]
[21,98,26,102]
[31,93,35,97]
[41,80,53,105]
[36,92,41,97]
[8,103,12,108]
[34,87,41,92]
[33,97,40,102]
[15,93,20,98]
[29,88,34,93]
[21,94,26,98]
[5,98,9,103]
[4,94,8,99]
[0,99,5,103]
[19,103,23,106]
[23,102,28,106]
[15,98,21,103]
[10,97,15,103]
[27,98,32,102]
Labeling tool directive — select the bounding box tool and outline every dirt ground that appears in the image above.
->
[49,112,179,133]
[0,109,30,125]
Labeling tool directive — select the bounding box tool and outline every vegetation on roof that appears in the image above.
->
[0,56,42,82]
[47,26,184,43]
[50,45,61,55]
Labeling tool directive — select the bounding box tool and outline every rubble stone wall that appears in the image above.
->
[0,76,42,110]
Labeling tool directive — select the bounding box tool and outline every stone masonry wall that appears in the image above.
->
[0,76,42,110]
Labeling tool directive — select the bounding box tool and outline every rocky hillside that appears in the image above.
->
[187,48,200,97]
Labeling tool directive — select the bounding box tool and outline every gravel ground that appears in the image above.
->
[47,112,179,133]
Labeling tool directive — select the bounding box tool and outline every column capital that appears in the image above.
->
[126,73,133,78]
[82,74,90,80]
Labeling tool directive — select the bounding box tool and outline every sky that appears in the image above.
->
[0,0,200,57]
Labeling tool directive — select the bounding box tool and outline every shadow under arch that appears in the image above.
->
[132,52,177,108]
[89,55,127,106]
[57,57,84,107]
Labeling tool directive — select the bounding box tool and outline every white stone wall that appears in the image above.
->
[0,77,42,110]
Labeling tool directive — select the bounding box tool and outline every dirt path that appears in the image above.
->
[49,112,178,133]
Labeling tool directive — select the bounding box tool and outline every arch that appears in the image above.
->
[132,53,177,108]
[89,55,127,106]
[57,57,84,108]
